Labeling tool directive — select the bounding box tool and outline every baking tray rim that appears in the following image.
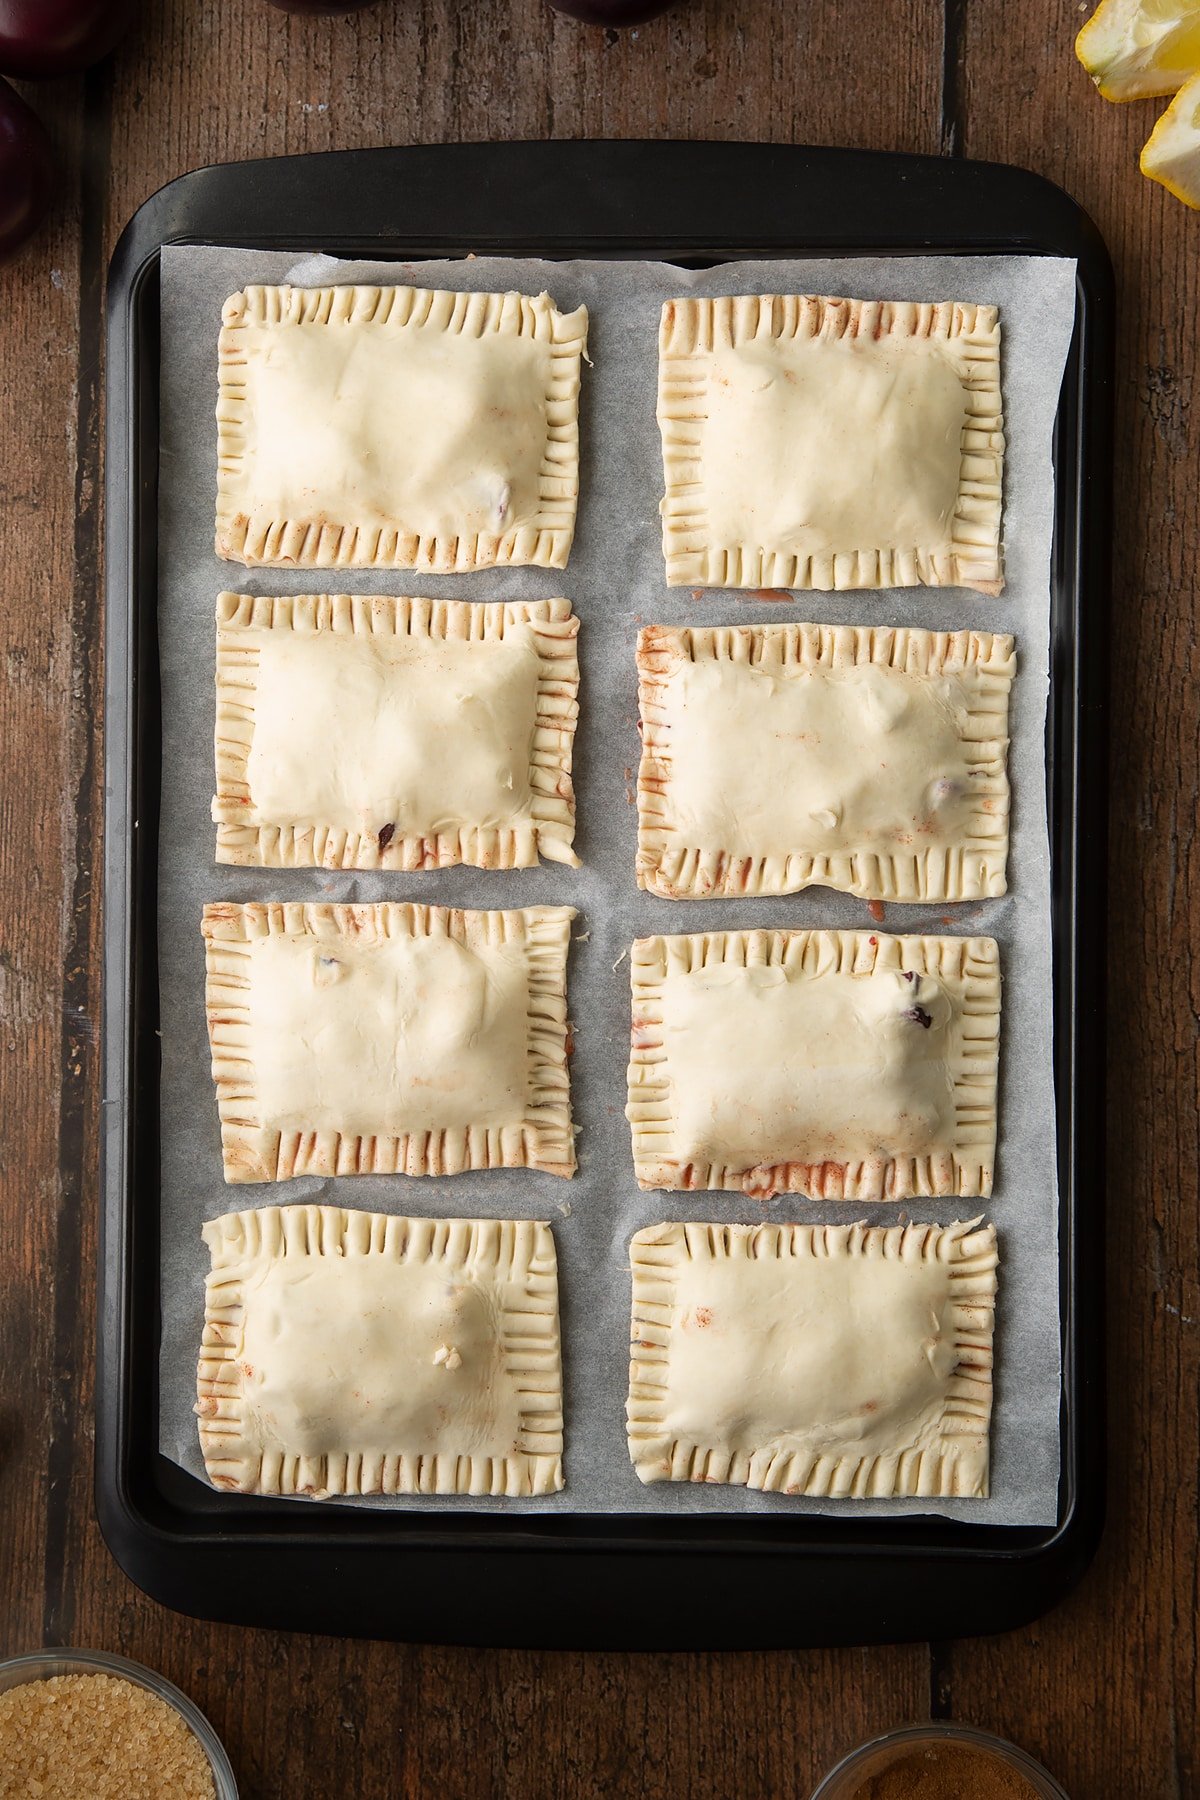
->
[98,140,1110,1644]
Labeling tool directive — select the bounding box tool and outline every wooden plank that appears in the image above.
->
[104,0,946,245]
[96,1,944,1791]
[938,6,1200,1797]
[0,76,88,1655]
[4,0,1083,1793]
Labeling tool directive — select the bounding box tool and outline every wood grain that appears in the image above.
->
[0,73,87,1658]
[71,5,947,1796]
[938,6,1200,1797]
[104,0,946,242]
[0,0,1194,1795]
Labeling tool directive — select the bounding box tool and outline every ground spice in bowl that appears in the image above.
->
[0,1671,218,1799]
[848,1742,1045,1799]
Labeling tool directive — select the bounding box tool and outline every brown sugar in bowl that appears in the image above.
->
[0,1648,237,1800]
[810,1723,1069,1800]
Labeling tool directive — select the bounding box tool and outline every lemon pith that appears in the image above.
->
[1077,0,1200,101]
[1140,68,1200,205]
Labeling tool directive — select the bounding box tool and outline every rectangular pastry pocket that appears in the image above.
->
[627,1219,997,1499]
[657,293,1004,593]
[216,284,588,571]
[213,593,580,871]
[197,1206,564,1498]
[203,901,576,1184]
[636,622,1013,902]
[626,928,1000,1200]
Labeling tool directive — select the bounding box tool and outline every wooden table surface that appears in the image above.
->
[1,1,1196,1794]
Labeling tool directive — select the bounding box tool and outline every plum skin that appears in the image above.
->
[548,0,676,21]
[0,76,53,259]
[0,0,140,78]
[264,0,382,12]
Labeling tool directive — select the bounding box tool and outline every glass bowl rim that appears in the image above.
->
[0,1646,238,1798]
[809,1719,1069,1798]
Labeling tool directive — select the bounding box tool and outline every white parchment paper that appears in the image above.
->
[157,245,1077,1524]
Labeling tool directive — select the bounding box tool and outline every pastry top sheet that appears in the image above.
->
[658,294,1004,594]
[636,621,1014,902]
[198,1205,564,1499]
[213,592,580,871]
[202,901,577,1185]
[216,284,588,571]
[627,928,1001,1201]
[627,1218,998,1498]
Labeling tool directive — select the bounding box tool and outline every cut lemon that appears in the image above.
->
[1141,69,1200,203]
[1076,0,1200,100]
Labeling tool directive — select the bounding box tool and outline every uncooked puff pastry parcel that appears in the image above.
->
[216,284,588,571]
[657,293,1005,593]
[626,928,1000,1200]
[635,621,1014,902]
[202,901,576,1184]
[197,1205,564,1498]
[627,1218,997,1499]
[213,593,581,871]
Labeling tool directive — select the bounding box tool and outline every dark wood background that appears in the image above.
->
[1,1,1195,1794]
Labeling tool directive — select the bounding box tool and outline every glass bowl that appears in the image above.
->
[0,1647,238,1799]
[810,1721,1069,1798]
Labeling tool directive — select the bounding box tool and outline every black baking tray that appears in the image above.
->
[100,141,1112,1648]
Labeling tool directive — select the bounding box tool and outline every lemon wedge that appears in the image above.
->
[1141,69,1200,202]
[1076,0,1200,100]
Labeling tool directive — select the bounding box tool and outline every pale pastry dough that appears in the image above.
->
[636,622,1014,901]
[213,593,580,871]
[216,285,588,571]
[627,1219,997,1498]
[197,1206,564,1498]
[626,929,1000,1200]
[658,294,1004,593]
[203,902,576,1184]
